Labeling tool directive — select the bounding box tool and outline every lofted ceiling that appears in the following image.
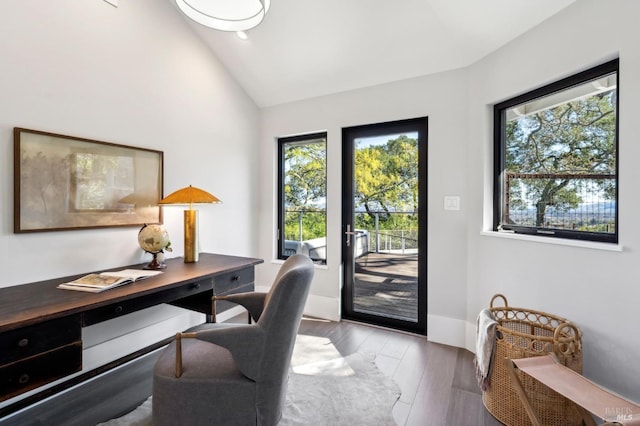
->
[170,0,576,108]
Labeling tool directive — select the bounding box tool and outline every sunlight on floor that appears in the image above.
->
[375,291,411,299]
[290,334,356,377]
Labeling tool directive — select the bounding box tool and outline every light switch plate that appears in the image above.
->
[444,196,460,211]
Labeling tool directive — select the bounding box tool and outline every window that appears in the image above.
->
[277,133,327,263]
[494,59,619,243]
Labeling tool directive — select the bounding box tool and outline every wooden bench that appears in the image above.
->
[505,354,640,425]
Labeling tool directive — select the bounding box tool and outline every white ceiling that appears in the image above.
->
[172,0,576,108]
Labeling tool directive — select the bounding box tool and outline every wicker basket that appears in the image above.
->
[482,294,583,426]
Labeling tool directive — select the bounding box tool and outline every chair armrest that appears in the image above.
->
[212,292,268,323]
[174,326,265,380]
[174,332,196,378]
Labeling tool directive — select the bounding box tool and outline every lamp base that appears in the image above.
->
[145,252,167,270]
[184,209,198,263]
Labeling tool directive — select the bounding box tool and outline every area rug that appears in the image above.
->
[99,335,401,425]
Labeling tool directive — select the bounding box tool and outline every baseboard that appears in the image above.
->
[465,320,477,353]
[304,293,340,321]
[427,314,468,349]
[214,305,247,323]
[255,286,341,322]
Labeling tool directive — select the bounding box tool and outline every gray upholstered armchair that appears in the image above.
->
[152,254,314,426]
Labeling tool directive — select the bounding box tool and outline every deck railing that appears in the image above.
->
[284,210,419,257]
[355,211,417,254]
[505,173,616,233]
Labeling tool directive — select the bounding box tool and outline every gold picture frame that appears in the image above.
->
[14,128,163,233]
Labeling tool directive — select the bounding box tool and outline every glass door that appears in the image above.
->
[341,118,427,334]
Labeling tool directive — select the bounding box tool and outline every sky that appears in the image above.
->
[355,132,418,149]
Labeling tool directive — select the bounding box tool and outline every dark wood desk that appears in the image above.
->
[0,253,262,404]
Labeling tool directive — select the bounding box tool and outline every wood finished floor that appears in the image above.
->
[354,253,418,322]
[0,316,503,425]
[296,318,502,426]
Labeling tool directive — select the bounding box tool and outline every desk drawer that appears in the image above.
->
[82,279,213,326]
[213,268,254,295]
[0,315,81,366]
[0,342,82,402]
[171,276,254,315]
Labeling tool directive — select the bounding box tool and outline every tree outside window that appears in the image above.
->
[494,59,619,243]
[354,134,419,251]
[277,133,327,263]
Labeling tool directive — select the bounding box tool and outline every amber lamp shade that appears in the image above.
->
[158,185,221,263]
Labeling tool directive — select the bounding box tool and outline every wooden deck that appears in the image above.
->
[353,252,418,322]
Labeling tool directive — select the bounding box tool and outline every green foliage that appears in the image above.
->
[576,221,615,233]
[283,139,327,240]
[355,135,418,218]
[283,134,420,244]
[506,89,617,226]
[355,212,419,250]
[284,141,326,209]
[352,134,419,246]
[284,210,326,241]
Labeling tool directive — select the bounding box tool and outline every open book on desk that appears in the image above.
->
[57,269,163,293]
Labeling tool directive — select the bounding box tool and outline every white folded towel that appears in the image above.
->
[474,308,498,391]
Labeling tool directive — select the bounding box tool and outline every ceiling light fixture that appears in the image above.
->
[176,0,270,32]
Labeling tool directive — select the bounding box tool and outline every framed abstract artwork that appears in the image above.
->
[14,128,163,233]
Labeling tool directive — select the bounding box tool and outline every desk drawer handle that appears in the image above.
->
[17,338,29,348]
[114,306,123,314]
[18,374,30,384]
[231,275,239,281]
[191,283,201,290]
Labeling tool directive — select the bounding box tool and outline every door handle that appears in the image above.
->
[345,225,363,246]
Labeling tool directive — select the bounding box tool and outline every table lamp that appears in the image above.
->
[158,185,221,263]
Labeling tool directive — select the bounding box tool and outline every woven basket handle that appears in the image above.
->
[553,322,581,358]
[490,294,508,308]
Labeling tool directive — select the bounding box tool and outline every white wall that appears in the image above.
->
[466,0,640,402]
[0,0,259,407]
[3,0,639,410]
[258,69,470,326]
[258,0,640,404]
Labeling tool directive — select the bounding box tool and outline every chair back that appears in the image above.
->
[254,254,314,424]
